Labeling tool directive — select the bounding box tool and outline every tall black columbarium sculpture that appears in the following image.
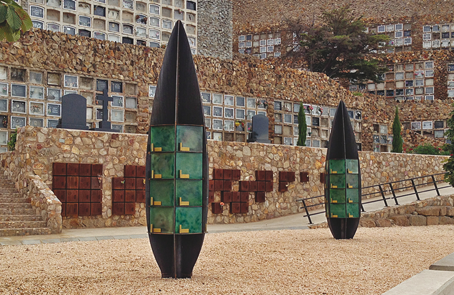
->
[325,101,361,239]
[145,21,208,278]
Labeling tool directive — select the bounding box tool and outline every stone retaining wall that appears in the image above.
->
[0,126,448,227]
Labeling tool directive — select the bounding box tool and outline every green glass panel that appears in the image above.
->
[329,189,346,204]
[177,126,203,152]
[346,174,359,189]
[176,180,202,206]
[176,153,202,179]
[329,159,345,174]
[329,174,345,189]
[346,159,359,174]
[346,203,360,218]
[329,204,346,218]
[150,126,175,152]
[150,207,174,233]
[175,207,202,234]
[149,180,174,206]
[346,189,359,203]
[151,153,175,179]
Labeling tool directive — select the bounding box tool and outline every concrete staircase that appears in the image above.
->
[0,175,51,236]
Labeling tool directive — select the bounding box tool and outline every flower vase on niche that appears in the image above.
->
[2,117,7,128]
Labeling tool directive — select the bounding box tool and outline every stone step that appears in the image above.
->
[0,215,42,221]
[0,220,47,229]
[0,197,29,203]
[0,203,32,209]
[0,227,52,237]
[0,207,35,215]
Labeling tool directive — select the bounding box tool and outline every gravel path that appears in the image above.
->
[1,226,454,294]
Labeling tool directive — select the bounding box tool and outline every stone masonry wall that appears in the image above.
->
[1,30,453,152]
[197,0,233,59]
[0,126,447,228]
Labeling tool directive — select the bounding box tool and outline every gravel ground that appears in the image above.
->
[1,226,454,295]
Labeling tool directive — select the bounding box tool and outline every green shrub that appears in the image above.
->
[7,129,17,151]
[406,143,449,155]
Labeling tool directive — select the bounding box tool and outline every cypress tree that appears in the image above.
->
[443,103,454,186]
[391,106,403,153]
[297,102,307,146]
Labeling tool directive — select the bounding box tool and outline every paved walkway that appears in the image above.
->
[1,183,453,246]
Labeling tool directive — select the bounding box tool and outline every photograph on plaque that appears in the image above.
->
[30,6,44,18]
[0,99,7,112]
[149,85,156,97]
[274,113,281,123]
[247,98,256,108]
[247,110,255,120]
[109,22,120,32]
[213,119,223,130]
[29,118,44,127]
[0,131,7,145]
[47,119,59,128]
[11,100,26,113]
[224,120,234,132]
[64,75,78,88]
[236,109,245,119]
[236,96,245,107]
[112,96,123,107]
[125,97,137,109]
[0,67,6,80]
[224,108,234,119]
[30,71,43,84]
[47,103,61,117]
[30,86,44,99]
[224,95,234,106]
[203,105,211,116]
[213,132,222,141]
[11,116,25,129]
[422,121,433,130]
[411,121,421,130]
[213,106,223,117]
[0,83,7,96]
[274,101,282,111]
[201,92,211,103]
[29,102,44,115]
[111,109,124,122]
[212,93,222,105]
[11,84,26,98]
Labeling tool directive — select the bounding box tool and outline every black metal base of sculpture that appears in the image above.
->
[145,20,208,279]
[325,101,362,240]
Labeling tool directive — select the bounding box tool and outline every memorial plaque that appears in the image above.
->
[247,114,270,143]
[58,94,88,130]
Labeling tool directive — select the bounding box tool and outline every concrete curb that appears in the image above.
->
[382,252,454,295]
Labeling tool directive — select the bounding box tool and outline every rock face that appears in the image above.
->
[198,0,233,59]
[2,126,447,227]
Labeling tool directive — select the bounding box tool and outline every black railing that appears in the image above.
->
[296,172,450,224]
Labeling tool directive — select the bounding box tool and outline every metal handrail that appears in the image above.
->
[296,172,450,224]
